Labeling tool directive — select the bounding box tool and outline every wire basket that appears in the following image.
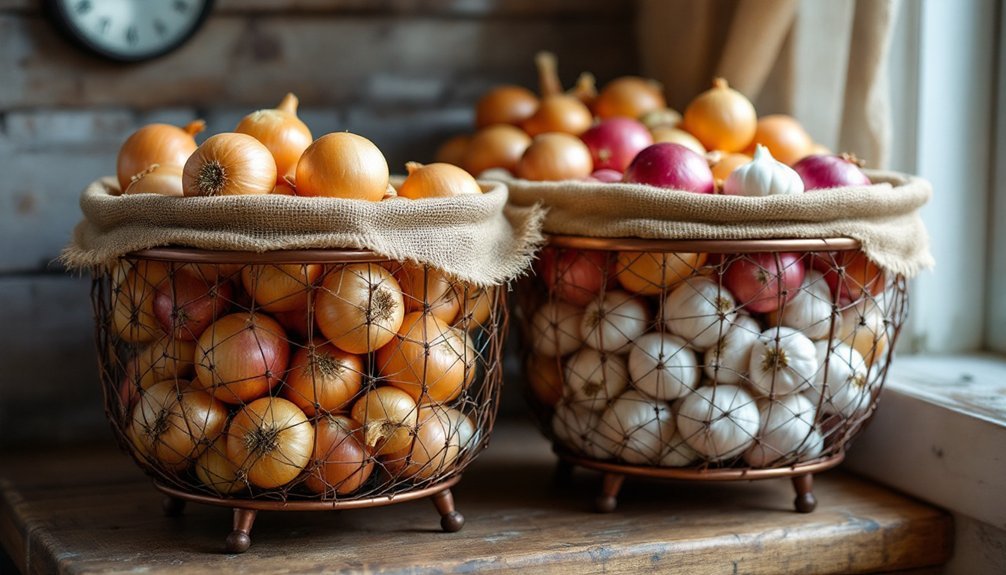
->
[92,247,506,552]
[518,235,907,513]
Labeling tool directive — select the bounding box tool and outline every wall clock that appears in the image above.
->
[43,0,215,63]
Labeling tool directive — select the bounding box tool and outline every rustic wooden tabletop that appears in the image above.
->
[0,422,951,574]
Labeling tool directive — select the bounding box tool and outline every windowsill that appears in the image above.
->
[843,353,1006,530]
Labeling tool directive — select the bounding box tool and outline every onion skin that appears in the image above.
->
[475,85,539,128]
[296,132,390,201]
[282,342,363,416]
[315,263,405,354]
[792,154,871,190]
[537,248,610,306]
[435,134,471,166]
[399,162,481,199]
[709,152,752,183]
[376,311,475,404]
[580,118,654,172]
[235,93,313,182]
[117,120,204,192]
[182,133,277,196]
[516,133,593,181]
[745,114,813,166]
[622,143,715,194]
[350,386,418,455]
[681,78,757,153]
[193,312,290,404]
[227,397,314,489]
[152,270,233,341]
[123,164,184,196]
[594,76,667,120]
[650,127,706,155]
[723,253,805,314]
[521,95,593,137]
[304,415,373,496]
[463,125,532,177]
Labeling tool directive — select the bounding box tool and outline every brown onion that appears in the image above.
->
[522,95,593,137]
[398,162,481,199]
[296,132,389,201]
[117,120,204,192]
[123,164,184,196]
[594,76,667,120]
[434,134,472,166]
[475,86,539,128]
[463,125,531,176]
[182,133,277,196]
[681,78,757,153]
[516,133,593,181]
[235,93,313,181]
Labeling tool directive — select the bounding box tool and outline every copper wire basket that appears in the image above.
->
[518,235,907,513]
[92,248,507,552]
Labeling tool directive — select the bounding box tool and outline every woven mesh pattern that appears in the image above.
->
[93,252,505,501]
[520,245,907,469]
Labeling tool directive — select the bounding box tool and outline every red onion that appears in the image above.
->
[792,154,870,190]
[580,118,653,172]
[622,143,715,194]
[723,253,805,313]
[588,169,624,183]
[537,248,610,306]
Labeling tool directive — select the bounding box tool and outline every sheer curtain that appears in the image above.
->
[638,0,901,168]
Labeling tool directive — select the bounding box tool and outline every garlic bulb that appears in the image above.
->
[552,400,601,455]
[743,394,822,467]
[594,390,675,464]
[580,290,651,353]
[628,332,698,400]
[767,270,838,340]
[530,301,584,356]
[748,326,819,396]
[806,341,871,418]
[564,348,629,411]
[676,384,760,461]
[723,144,804,197]
[703,314,760,385]
[659,430,700,467]
[663,276,737,351]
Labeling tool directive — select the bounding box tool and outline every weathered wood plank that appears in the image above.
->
[0,275,107,448]
[1,0,629,16]
[1,14,634,109]
[0,423,953,574]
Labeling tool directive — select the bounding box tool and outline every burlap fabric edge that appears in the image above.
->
[503,169,933,279]
[61,177,546,288]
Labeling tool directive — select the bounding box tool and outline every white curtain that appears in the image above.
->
[638,0,901,168]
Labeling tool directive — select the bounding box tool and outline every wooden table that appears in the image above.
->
[1,422,952,574]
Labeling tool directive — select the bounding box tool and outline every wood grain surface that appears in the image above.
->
[0,423,953,574]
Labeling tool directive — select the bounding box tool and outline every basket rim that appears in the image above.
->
[556,449,846,481]
[152,474,462,510]
[544,235,861,253]
[128,247,388,263]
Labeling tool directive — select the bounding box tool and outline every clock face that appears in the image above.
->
[46,0,214,62]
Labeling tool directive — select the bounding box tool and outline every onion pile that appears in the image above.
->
[114,257,492,497]
[438,54,866,190]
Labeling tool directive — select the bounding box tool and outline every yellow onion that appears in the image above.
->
[398,162,481,199]
[117,120,204,192]
[235,93,313,182]
[123,164,184,196]
[182,133,277,196]
[296,132,389,201]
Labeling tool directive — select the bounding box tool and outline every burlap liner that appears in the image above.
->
[62,177,545,287]
[504,169,932,278]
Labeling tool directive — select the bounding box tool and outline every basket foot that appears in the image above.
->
[431,488,465,533]
[595,472,625,513]
[225,508,258,553]
[553,459,574,486]
[792,474,817,513]
[162,496,186,517]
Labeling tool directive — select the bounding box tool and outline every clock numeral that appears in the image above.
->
[125,25,138,45]
[98,17,110,35]
[75,0,92,15]
[153,19,167,37]
[173,0,189,12]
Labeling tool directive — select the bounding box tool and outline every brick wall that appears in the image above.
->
[0,0,636,447]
